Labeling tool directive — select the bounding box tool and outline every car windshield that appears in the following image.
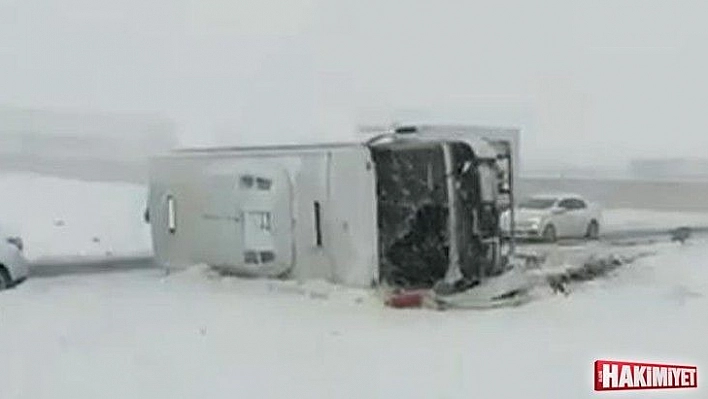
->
[518,198,557,209]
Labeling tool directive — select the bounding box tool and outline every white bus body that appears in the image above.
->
[148,125,519,288]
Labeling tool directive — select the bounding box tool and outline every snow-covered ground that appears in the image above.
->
[0,172,151,261]
[1,172,707,398]
[0,241,706,398]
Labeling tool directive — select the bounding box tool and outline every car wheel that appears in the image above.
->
[586,221,600,240]
[542,224,557,243]
[0,266,10,290]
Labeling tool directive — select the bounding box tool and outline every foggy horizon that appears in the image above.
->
[2,0,708,171]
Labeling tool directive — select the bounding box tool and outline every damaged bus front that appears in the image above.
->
[367,129,514,292]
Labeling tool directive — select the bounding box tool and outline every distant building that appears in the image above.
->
[629,158,708,181]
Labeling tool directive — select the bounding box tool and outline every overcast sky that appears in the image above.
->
[1,0,708,170]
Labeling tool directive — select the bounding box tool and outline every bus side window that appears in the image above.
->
[167,195,176,234]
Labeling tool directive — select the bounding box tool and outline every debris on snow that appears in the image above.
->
[542,252,656,295]
[671,226,692,244]
[384,289,428,308]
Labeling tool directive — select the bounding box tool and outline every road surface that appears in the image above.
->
[30,255,157,278]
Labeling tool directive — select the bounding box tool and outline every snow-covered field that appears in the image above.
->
[1,172,707,398]
[0,172,151,261]
[1,242,707,398]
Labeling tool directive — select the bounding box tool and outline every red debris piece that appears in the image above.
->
[385,290,428,308]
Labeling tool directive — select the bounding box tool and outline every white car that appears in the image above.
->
[502,193,602,242]
[0,226,28,290]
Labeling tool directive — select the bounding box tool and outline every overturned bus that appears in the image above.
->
[147,125,518,290]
